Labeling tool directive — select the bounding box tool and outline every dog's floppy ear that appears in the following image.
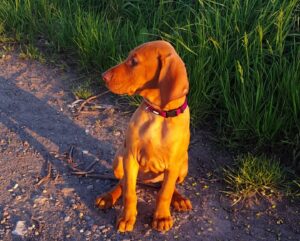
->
[158,52,189,108]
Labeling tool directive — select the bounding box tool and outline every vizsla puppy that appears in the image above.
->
[96,40,192,232]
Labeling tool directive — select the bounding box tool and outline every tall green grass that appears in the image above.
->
[0,0,299,168]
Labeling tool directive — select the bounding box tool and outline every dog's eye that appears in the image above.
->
[129,57,138,67]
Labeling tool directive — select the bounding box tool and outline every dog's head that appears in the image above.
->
[102,40,189,108]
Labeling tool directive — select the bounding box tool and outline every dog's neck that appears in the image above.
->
[143,96,186,112]
[138,86,187,111]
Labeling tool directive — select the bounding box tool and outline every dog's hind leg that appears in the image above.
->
[95,182,122,209]
[95,149,124,209]
[171,152,191,211]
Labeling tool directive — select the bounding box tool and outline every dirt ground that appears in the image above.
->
[0,53,299,241]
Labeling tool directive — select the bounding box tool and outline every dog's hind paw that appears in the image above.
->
[171,192,192,211]
[95,193,113,209]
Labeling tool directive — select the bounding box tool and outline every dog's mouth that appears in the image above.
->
[105,80,136,96]
[134,88,142,94]
[105,83,124,94]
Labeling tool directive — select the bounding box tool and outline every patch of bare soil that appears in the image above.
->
[0,53,299,241]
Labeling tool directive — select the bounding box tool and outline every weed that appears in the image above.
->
[72,81,93,100]
[2,45,14,52]
[291,179,300,197]
[286,179,300,197]
[285,169,300,197]
[19,45,45,63]
[0,25,14,44]
[223,154,286,205]
[125,96,142,108]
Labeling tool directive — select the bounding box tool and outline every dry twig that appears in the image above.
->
[77,110,99,115]
[78,91,109,112]
[65,145,82,172]
[84,159,98,172]
[72,170,95,175]
[73,172,117,180]
[73,172,159,188]
[36,162,52,186]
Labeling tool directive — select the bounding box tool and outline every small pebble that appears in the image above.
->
[99,225,105,230]
[113,131,121,136]
[102,227,110,233]
[62,188,75,196]
[12,221,27,236]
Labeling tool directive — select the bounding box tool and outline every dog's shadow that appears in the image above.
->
[0,68,119,218]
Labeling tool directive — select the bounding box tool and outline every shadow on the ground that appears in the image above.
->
[0,68,115,210]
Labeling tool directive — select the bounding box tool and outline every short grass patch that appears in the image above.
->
[286,176,300,197]
[223,154,287,205]
[19,44,45,63]
[72,80,94,100]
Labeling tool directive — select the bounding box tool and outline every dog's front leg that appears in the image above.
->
[152,169,178,232]
[117,154,139,232]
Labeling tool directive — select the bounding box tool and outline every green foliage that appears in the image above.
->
[223,154,286,205]
[72,80,93,100]
[19,44,45,63]
[0,0,299,167]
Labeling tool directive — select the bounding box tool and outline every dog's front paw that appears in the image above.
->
[171,193,192,211]
[95,193,113,209]
[152,215,173,232]
[117,212,137,232]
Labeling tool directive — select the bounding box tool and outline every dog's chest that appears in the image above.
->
[129,120,171,173]
[126,107,189,174]
[138,143,167,174]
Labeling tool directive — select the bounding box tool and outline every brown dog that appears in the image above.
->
[96,40,191,232]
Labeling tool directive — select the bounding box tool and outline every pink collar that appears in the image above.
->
[144,98,188,118]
